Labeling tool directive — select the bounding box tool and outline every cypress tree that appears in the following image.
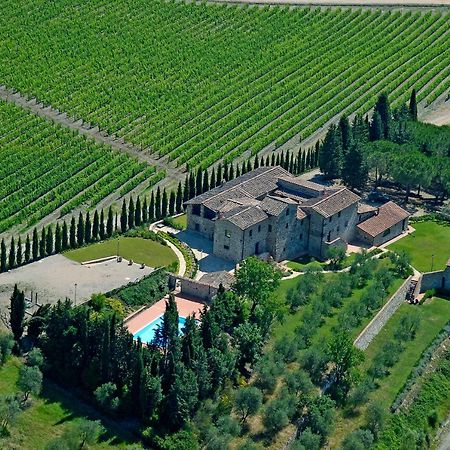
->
[289,153,294,173]
[149,191,155,221]
[1,239,6,272]
[142,197,148,224]
[271,153,276,166]
[84,212,91,244]
[209,168,216,190]
[223,161,229,182]
[25,235,31,263]
[135,196,142,226]
[342,142,368,191]
[216,164,222,186]
[202,170,209,193]
[301,151,306,173]
[121,199,127,232]
[115,213,118,232]
[229,164,235,180]
[77,212,85,246]
[169,191,176,216]
[62,221,69,250]
[280,151,285,169]
[161,188,168,218]
[265,155,270,166]
[9,237,16,269]
[409,88,418,121]
[338,115,352,152]
[69,217,76,249]
[183,176,189,203]
[39,228,46,258]
[10,285,25,345]
[189,172,196,199]
[128,197,135,229]
[16,237,22,267]
[196,169,203,195]
[369,112,383,141]
[155,187,162,220]
[260,156,265,167]
[374,93,391,139]
[305,149,311,169]
[106,206,114,237]
[176,182,183,213]
[241,161,246,175]
[101,319,111,383]
[254,155,259,169]
[55,223,62,253]
[32,228,39,259]
[275,153,280,166]
[92,210,99,240]
[314,141,320,167]
[318,124,343,179]
[99,210,105,240]
[246,159,252,173]
[236,164,241,178]
[46,226,54,255]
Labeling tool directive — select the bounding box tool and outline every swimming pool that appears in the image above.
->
[133,315,187,344]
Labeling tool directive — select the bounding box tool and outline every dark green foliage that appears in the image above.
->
[77,212,85,246]
[161,188,168,218]
[235,386,262,423]
[339,115,352,152]
[149,191,156,221]
[0,332,14,365]
[233,322,263,372]
[84,212,91,243]
[409,88,418,121]
[142,197,148,223]
[1,239,7,272]
[319,124,343,179]
[16,237,22,267]
[364,400,386,438]
[135,196,142,226]
[176,182,183,213]
[342,141,368,190]
[341,428,374,450]
[46,226,54,255]
[8,236,15,269]
[106,206,114,237]
[92,210,99,240]
[24,235,31,263]
[55,223,62,253]
[69,217,76,249]
[374,93,391,139]
[369,112,383,141]
[169,191,176,216]
[10,285,25,345]
[155,186,162,220]
[303,395,336,444]
[128,197,135,229]
[120,199,127,232]
[292,428,321,450]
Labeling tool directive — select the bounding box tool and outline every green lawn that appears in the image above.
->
[329,297,450,448]
[172,214,187,230]
[0,358,137,449]
[64,237,177,268]
[388,221,450,272]
[285,256,325,272]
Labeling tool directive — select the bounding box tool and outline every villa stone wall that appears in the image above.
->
[420,267,450,292]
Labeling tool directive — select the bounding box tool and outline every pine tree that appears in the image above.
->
[319,125,343,179]
[55,223,62,253]
[33,228,39,259]
[135,196,142,226]
[69,217,76,249]
[1,239,7,272]
[149,191,155,221]
[369,112,383,141]
[176,182,183,213]
[342,142,368,191]
[202,170,209,193]
[161,188,168,218]
[10,285,25,345]
[374,93,391,139]
[62,221,69,250]
[189,172,196,199]
[25,235,31,263]
[92,210,99,240]
[16,237,22,266]
[77,213,85,246]
[84,212,91,244]
[142,197,148,223]
[9,237,16,269]
[196,169,203,195]
[120,199,127,232]
[409,88,418,121]
[155,187,162,220]
[128,197,135,229]
[106,207,114,237]
[169,191,176,216]
[46,226,54,255]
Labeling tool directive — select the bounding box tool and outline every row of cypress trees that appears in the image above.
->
[0,147,319,273]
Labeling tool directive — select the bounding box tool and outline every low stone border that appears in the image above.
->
[81,255,117,265]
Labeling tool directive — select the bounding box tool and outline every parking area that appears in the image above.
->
[0,254,153,311]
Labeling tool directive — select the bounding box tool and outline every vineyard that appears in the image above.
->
[0,100,161,234]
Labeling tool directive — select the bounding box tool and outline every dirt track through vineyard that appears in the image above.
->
[209,0,450,6]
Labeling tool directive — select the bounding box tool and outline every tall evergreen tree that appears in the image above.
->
[223,161,229,182]
[369,112,383,141]
[135,196,142,226]
[275,154,280,166]
[55,223,62,253]
[169,191,176,216]
[246,159,252,173]
[69,217,76,249]
[209,168,216,190]
[46,226,54,255]
[374,93,391,139]
[216,164,223,187]
[202,170,209,193]
[1,239,7,272]
[353,114,369,144]
[92,210,99,241]
[236,164,241,178]
[342,142,368,191]
[115,213,118,232]
[39,228,46,259]
[254,155,259,169]
[128,197,135,229]
[32,228,39,259]
[8,237,16,269]
[183,176,189,204]
[77,212,85,246]
[155,187,162,220]
[339,115,352,152]
[229,164,235,180]
[84,212,91,244]
[409,88,418,121]
[149,191,155,221]
[188,172,196,199]
[260,156,265,167]
[10,285,25,346]
[62,221,69,251]
[176,182,183,213]
[16,237,22,267]
[161,188,168,218]
[265,155,270,166]
[241,161,246,175]
[271,153,276,166]
[196,169,203,196]
[106,207,113,238]
[142,197,148,224]
[319,125,343,179]
[120,199,127,233]
[25,235,31,264]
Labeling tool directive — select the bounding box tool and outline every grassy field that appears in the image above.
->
[388,221,450,272]
[0,358,136,449]
[64,237,177,268]
[172,214,187,230]
[329,296,450,448]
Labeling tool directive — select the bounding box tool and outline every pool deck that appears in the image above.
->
[125,294,205,335]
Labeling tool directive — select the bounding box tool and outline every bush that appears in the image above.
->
[0,332,14,366]
[262,398,290,436]
[292,427,321,450]
[341,428,374,450]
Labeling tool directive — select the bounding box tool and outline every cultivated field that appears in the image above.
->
[0,0,449,175]
[0,100,161,234]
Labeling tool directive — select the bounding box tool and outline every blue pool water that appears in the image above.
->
[134,315,187,344]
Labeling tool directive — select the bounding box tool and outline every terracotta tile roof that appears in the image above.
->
[302,188,360,218]
[357,201,410,237]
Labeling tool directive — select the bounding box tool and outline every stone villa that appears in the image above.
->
[185,166,410,263]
